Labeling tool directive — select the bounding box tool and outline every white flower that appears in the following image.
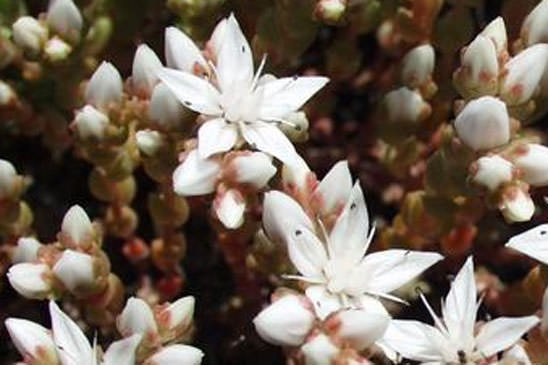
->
[379,257,539,364]
[213,188,246,229]
[172,150,221,196]
[148,83,187,128]
[0,159,18,199]
[454,96,510,151]
[46,0,83,42]
[521,0,548,46]
[253,293,316,346]
[384,87,431,124]
[500,44,548,106]
[8,262,52,299]
[513,143,548,187]
[136,129,165,156]
[480,17,507,56]
[145,344,204,365]
[52,250,95,294]
[500,186,535,223]
[226,152,277,189]
[263,180,443,319]
[325,309,389,351]
[401,44,435,88]
[132,44,163,96]
[5,318,58,365]
[506,223,548,265]
[74,105,110,140]
[85,62,123,111]
[471,155,513,191]
[117,297,159,339]
[12,16,48,53]
[301,333,340,365]
[61,205,94,247]
[44,37,72,62]
[12,236,42,263]
[158,14,328,165]
[164,26,207,72]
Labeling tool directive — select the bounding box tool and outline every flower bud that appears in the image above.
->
[513,144,548,187]
[454,35,498,97]
[145,344,204,365]
[117,297,158,339]
[384,87,431,124]
[228,152,276,189]
[213,188,245,229]
[315,0,347,25]
[282,155,312,193]
[52,250,95,294]
[172,150,221,196]
[0,159,18,200]
[12,16,48,53]
[44,37,72,62]
[301,333,340,365]
[73,105,109,140]
[500,44,548,106]
[326,310,389,351]
[157,296,195,335]
[521,0,548,46]
[500,186,535,223]
[253,294,315,346]
[8,263,52,299]
[401,44,435,88]
[148,83,187,129]
[5,318,58,365]
[164,27,207,73]
[60,205,93,247]
[132,44,162,97]
[46,0,83,43]
[470,155,513,191]
[454,96,510,151]
[480,17,507,56]
[85,61,123,110]
[0,81,17,106]
[136,130,165,157]
[12,237,42,264]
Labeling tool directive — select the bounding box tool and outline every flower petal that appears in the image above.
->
[312,160,353,216]
[305,285,343,320]
[146,344,204,365]
[164,26,207,72]
[475,316,539,357]
[506,224,548,265]
[257,76,329,119]
[286,225,328,279]
[102,334,142,365]
[262,191,313,244]
[214,188,245,229]
[197,118,238,158]
[158,68,221,115]
[172,150,221,196]
[241,121,299,165]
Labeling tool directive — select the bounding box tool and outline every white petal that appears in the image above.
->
[312,160,353,215]
[5,318,57,363]
[216,14,254,94]
[242,121,299,166]
[257,76,329,119]
[286,226,328,279]
[197,118,238,158]
[148,83,186,128]
[12,236,42,263]
[253,294,315,346]
[159,296,195,332]
[230,152,277,189]
[172,150,221,196]
[49,300,93,365]
[117,297,158,338]
[471,155,513,191]
[282,154,311,192]
[132,44,162,95]
[329,309,390,350]
[305,285,343,320]
[475,316,539,357]
[514,143,548,187]
[85,62,123,110]
[214,188,246,229]
[328,183,370,263]
[480,17,507,54]
[401,44,435,88]
[102,334,142,365]
[521,0,548,46]
[301,333,340,365]
[7,263,52,299]
[0,159,17,199]
[164,27,207,72]
[506,224,548,265]
[262,190,314,243]
[52,250,94,294]
[47,0,83,40]
[146,344,204,365]
[61,205,93,246]
[158,68,221,115]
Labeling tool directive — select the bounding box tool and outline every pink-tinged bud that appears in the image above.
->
[513,144,548,187]
[542,286,548,336]
[0,81,17,106]
[12,16,48,53]
[500,186,535,223]
[301,333,340,365]
[46,0,82,43]
[454,96,510,151]
[74,105,109,140]
[282,155,312,193]
[384,87,431,124]
[148,83,187,129]
[85,61,123,110]
[471,155,513,191]
[43,37,72,62]
[401,44,435,88]
[500,44,548,106]
[521,0,548,46]
[0,159,18,199]
[52,250,95,294]
[136,130,165,157]
[229,152,276,189]
[12,237,42,264]
[480,17,507,56]
[326,310,389,351]
[8,263,52,299]
[61,205,93,247]
[214,188,245,229]
[172,150,221,196]
[157,296,195,333]
[314,0,347,24]
[145,344,204,365]
[132,44,162,97]
[164,27,207,73]
[253,294,315,346]
[454,35,499,97]
[5,318,58,365]
[117,297,159,339]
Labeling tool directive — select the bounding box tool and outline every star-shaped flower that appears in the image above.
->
[158,14,329,165]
